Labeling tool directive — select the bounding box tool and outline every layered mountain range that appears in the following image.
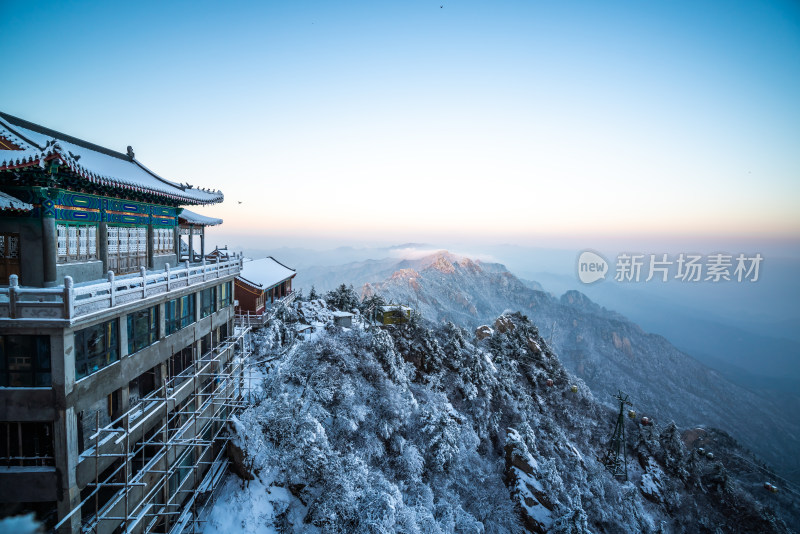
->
[358,251,800,486]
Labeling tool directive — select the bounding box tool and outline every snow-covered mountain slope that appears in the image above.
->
[296,250,522,295]
[205,303,795,533]
[362,252,800,487]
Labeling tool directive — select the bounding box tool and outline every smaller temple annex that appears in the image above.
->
[235,256,296,321]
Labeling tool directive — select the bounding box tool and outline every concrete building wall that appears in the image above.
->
[56,260,105,285]
[0,470,57,502]
[68,306,233,414]
[1,271,240,533]
[152,253,177,272]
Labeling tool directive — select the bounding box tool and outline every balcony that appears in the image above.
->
[235,290,297,327]
[0,255,242,322]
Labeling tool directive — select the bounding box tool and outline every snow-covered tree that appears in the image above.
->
[325,283,360,311]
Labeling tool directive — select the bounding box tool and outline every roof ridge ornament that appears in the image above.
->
[0,112,224,205]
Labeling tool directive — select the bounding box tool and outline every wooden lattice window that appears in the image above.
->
[0,234,20,259]
[56,223,98,263]
[56,228,66,256]
[119,229,128,254]
[88,226,97,256]
[78,227,88,256]
[67,226,77,255]
[108,227,118,254]
[136,227,146,253]
[107,226,147,274]
[154,228,174,255]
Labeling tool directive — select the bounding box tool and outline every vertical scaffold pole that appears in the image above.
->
[94,411,100,534]
[124,414,130,529]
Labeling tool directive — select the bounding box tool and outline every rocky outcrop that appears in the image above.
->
[226,440,255,481]
[504,428,554,533]
[495,315,516,334]
[639,456,666,504]
[475,325,493,340]
[611,331,633,357]
[431,256,456,274]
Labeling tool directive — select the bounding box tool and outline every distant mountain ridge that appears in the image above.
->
[362,251,800,484]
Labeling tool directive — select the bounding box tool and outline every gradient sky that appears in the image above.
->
[2,0,799,250]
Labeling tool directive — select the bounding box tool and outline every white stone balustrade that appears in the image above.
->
[0,254,243,321]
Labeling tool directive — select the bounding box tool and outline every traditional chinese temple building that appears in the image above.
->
[0,111,248,533]
[235,257,296,318]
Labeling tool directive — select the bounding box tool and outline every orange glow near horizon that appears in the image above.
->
[202,194,800,247]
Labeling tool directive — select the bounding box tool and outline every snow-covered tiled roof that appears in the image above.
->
[0,112,223,206]
[207,246,231,258]
[238,257,296,290]
[179,209,223,226]
[0,190,33,212]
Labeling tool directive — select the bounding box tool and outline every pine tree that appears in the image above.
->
[325,283,360,311]
[360,293,387,319]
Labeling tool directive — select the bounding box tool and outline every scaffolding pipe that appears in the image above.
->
[54,325,252,534]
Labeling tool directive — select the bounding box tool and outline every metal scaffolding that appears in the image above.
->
[55,325,256,534]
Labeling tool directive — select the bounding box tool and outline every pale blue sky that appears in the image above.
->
[2,0,798,250]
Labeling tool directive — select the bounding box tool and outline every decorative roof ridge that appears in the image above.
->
[0,190,34,212]
[236,275,265,289]
[0,112,224,205]
[0,117,36,151]
[0,111,129,160]
[130,158,222,198]
[0,151,40,168]
[265,256,297,273]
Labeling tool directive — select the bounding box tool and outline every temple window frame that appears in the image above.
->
[56,222,98,263]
